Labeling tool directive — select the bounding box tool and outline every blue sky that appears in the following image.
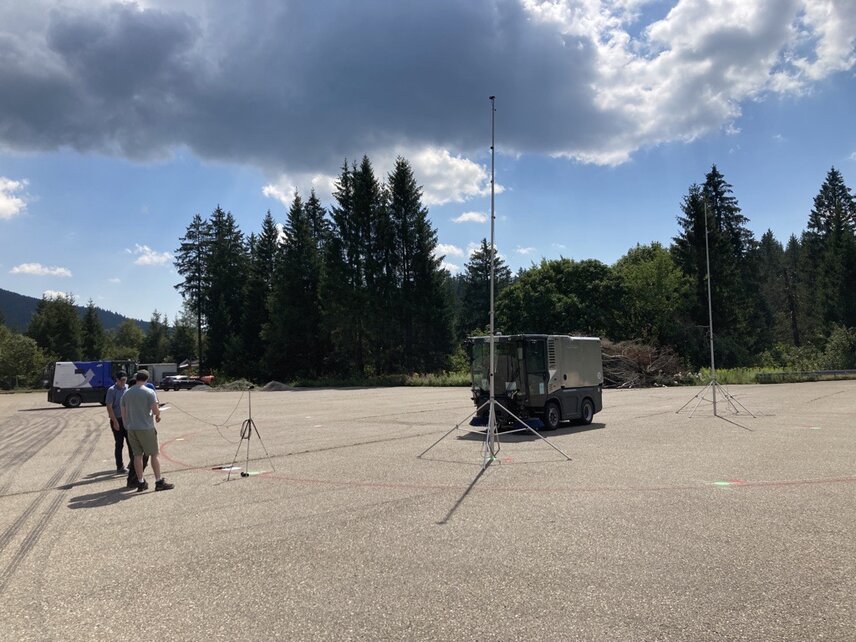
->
[1,0,855,322]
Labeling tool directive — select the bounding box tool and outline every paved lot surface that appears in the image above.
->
[0,382,854,641]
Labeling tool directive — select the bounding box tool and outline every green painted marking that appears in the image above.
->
[713,481,732,486]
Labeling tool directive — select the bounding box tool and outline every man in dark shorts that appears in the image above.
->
[105,371,129,474]
[120,370,174,492]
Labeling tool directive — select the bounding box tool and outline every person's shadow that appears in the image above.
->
[68,487,138,509]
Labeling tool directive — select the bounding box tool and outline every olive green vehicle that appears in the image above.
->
[468,334,603,430]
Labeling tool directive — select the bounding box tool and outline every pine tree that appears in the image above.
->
[265,193,324,379]
[170,312,197,365]
[458,239,512,339]
[81,299,105,359]
[324,161,365,374]
[174,213,210,371]
[672,167,760,366]
[241,212,280,379]
[205,206,248,372]
[805,167,856,329]
[139,311,170,363]
[387,157,453,371]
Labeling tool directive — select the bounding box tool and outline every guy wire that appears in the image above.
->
[163,389,247,444]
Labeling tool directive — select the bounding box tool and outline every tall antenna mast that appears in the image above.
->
[486,95,497,460]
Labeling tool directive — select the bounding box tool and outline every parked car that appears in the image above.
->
[159,375,208,391]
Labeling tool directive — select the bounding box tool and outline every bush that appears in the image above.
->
[819,325,856,370]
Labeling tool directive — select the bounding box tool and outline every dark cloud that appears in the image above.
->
[0,0,604,171]
[0,0,851,174]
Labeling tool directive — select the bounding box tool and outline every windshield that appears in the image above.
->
[470,339,518,391]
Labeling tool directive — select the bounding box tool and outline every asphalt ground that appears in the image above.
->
[0,382,854,641]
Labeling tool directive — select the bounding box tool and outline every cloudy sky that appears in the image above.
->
[1,0,855,321]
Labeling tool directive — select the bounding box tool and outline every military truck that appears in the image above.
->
[468,334,603,430]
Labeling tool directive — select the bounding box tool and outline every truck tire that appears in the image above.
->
[579,398,594,425]
[66,393,82,408]
[543,401,561,431]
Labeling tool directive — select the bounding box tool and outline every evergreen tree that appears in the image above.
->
[174,213,210,371]
[672,166,760,366]
[387,157,453,371]
[108,319,145,360]
[170,312,197,365]
[205,206,248,372]
[139,311,170,363]
[323,161,365,374]
[782,235,803,346]
[457,239,512,339]
[81,299,105,359]
[27,294,82,361]
[805,167,856,329]
[265,193,324,379]
[241,212,280,379]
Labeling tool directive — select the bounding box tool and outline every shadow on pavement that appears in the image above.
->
[68,486,137,509]
[456,422,605,442]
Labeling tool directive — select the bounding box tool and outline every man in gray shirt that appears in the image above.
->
[120,370,174,492]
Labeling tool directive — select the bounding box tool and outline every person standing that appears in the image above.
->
[105,371,129,474]
[122,376,150,487]
[120,370,174,492]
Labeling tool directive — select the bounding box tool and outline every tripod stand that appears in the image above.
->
[418,395,572,469]
[677,197,754,419]
[676,377,755,418]
[418,96,570,469]
[227,388,276,480]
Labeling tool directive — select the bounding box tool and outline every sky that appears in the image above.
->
[1,0,855,322]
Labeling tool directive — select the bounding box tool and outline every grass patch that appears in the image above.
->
[690,367,856,385]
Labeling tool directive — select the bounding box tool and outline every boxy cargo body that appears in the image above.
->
[469,334,603,429]
[46,360,136,408]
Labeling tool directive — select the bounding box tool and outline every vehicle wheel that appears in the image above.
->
[579,398,594,425]
[543,401,561,431]
[66,394,82,409]
[174,386,180,392]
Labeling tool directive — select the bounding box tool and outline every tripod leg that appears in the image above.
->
[418,401,488,459]
[250,420,276,472]
[494,401,572,461]
[227,420,249,481]
[688,382,711,418]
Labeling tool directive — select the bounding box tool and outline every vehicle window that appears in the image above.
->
[525,339,547,373]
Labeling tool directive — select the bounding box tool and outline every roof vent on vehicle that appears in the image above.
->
[547,338,556,369]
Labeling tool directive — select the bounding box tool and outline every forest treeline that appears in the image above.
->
[3,159,855,388]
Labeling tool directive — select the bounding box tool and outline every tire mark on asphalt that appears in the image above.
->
[0,427,100,594]
[0,415,68,496]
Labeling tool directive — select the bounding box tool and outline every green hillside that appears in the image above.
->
[0,288,148,333]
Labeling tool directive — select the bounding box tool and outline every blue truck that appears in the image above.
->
[45,360,136,408]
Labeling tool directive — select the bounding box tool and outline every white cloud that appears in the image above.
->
[263,172,337,208]
[435,243,464,258]
[0,177,28,220]
[43,290,76,302]
[453,211,488,224]
[108,277,121,284]
[10,262,72,277]
[408,147,500,206]
[129,244,172,266]
[441,261,461,273]
[515,246,536,255]
[849,152,856,161]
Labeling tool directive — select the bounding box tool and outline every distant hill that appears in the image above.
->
[0,288,149,333]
